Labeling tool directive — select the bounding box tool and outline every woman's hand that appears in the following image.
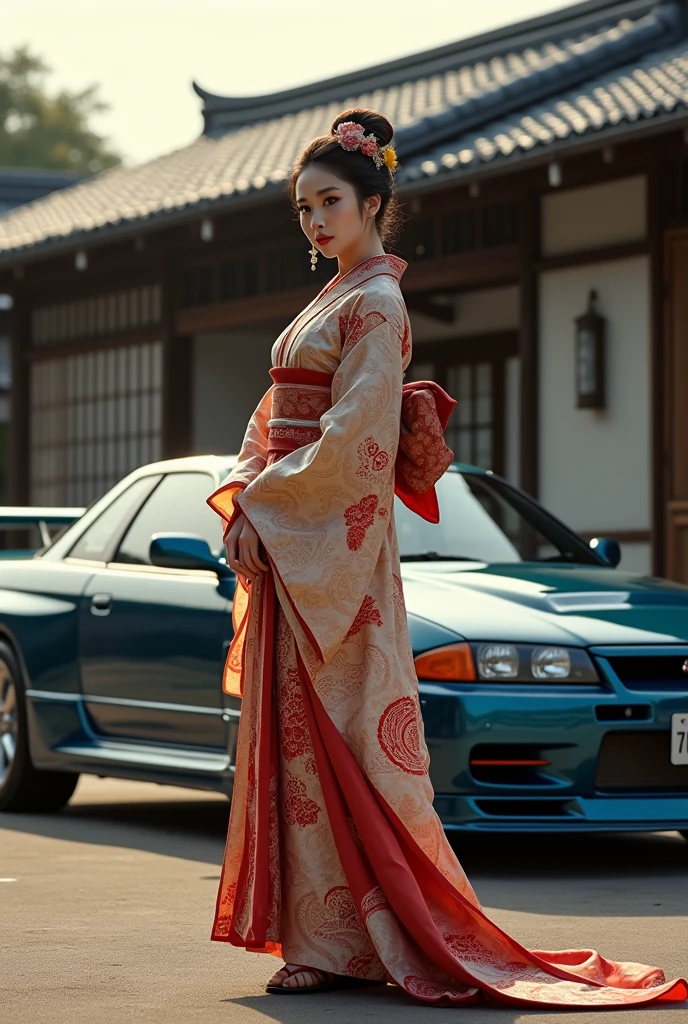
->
[225,513,269,584]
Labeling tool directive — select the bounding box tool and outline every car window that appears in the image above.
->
[114,472,222,566]
[395,470,599,565]
[68,476,161,562]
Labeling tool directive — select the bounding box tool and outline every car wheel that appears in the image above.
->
[0,641,79,813]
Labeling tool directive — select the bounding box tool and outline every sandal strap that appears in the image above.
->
[281,965,333,982]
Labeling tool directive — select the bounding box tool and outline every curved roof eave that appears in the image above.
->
[2,106,687,271]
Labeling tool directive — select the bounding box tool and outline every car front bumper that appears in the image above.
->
[420,658,688,833]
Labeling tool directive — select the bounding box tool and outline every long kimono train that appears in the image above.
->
[207,254,686,1008]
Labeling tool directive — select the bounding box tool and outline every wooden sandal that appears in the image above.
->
[266,964,387,995]
[266,964,335,994]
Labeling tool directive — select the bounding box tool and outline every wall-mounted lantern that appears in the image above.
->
[575,289,606,409]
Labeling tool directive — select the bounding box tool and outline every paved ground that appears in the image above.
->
[2,775,687,1024]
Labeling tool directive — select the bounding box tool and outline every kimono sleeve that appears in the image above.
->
[207,385,273,541]
[237,315,404,665]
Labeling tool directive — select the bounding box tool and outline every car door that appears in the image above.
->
[76,471,236,750]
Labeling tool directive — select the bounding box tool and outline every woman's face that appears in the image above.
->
[295,164,380,262]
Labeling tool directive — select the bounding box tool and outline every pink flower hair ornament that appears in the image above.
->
[334,121,398,172]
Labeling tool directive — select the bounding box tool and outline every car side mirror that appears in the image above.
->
[589,537,621,568]
[150,533,234,579]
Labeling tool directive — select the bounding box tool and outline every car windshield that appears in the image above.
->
[395,470,599,565]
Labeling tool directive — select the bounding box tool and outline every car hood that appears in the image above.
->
[401,562,688,646]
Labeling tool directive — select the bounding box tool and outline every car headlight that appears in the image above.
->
[414,642,599,683]
[477,644,519,679]
[531,646,571,680]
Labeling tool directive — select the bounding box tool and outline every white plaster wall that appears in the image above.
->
[410,285,519,343]
[542,175,646,256]
[539,256,651,569]
[192,329,275,456]
[614,542,651,576]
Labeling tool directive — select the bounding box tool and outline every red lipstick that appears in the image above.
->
[316,234,333,245]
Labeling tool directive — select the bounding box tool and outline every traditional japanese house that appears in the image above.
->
[0,168,80,502]
[1,0,688,579]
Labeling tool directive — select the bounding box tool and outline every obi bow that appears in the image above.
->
[394,381,457,524]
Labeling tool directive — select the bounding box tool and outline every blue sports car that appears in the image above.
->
[1,455,687,839]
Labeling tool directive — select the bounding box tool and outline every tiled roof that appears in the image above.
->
[403,39,688,181]
[1,0,687,262]
[0,168,82,214]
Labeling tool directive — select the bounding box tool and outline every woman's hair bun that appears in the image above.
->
[330,108,394,148]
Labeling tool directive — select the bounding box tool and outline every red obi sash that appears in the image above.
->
[268,367,456,523]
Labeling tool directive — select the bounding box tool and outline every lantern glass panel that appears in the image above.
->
[577,327,597,396]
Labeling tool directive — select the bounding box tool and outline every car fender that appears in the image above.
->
[0,589,80,693]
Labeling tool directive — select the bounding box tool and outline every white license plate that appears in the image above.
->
[671,713,688,765]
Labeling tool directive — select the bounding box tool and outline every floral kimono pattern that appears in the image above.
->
[207,254,686,1008]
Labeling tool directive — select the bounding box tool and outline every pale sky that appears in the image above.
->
[4,0,572,166]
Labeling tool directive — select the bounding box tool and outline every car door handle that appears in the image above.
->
[90,593,113,616]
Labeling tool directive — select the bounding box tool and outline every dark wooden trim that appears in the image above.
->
[578,529,651,544]
[412,331,519,364]
[161,255,193,459]
[648,163,665,577]
[492,356,506,480]
[9,288,30,507]
[22,266,162,308]
[535,238,648,272]
[162,334,193,459]
[661,226,688,582]
[403,244,519,293]
[405,293,455,323]
[519,191,539,511]
[174,247,521,334]
[175,284,316,334]
[25,326,163,360]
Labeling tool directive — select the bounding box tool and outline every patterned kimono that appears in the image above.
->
[207,254,686,1008]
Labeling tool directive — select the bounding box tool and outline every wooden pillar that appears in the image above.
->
[162,334,193,458]
[648,161,665,577]
[160,256,193,459]
[519,191,540,503]
[9,285,30,506]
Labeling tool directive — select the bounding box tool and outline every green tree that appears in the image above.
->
[0,46,121,173]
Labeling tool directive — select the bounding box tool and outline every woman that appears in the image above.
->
[206,108,686,1008]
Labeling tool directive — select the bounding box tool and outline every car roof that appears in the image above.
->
[135,456,486,477]
[37,455,492,563]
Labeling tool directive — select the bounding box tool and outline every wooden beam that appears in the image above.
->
[519,192,539,515]
[25,326,162,361]
[173,245,520,335]
[404,293,455,323]
[162,334,193,459]
[161,255,193,459]
[648,162,665,577]
[402,244,519,293]
[9,287,30,506]
[175,285,317,334]
[535,238,648,271]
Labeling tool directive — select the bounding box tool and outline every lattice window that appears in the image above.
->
[31,285,161,346]
[29,341,163,506]
[446,362,494,470]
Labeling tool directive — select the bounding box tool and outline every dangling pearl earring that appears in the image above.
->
[309,243,318,272]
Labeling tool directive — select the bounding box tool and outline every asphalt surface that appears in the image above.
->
[2,776,687,1024]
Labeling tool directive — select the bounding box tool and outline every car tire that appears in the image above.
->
[0,641,79,813]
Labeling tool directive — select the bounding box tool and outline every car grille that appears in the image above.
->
[595,732,688,792]
[605,654,688,691]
